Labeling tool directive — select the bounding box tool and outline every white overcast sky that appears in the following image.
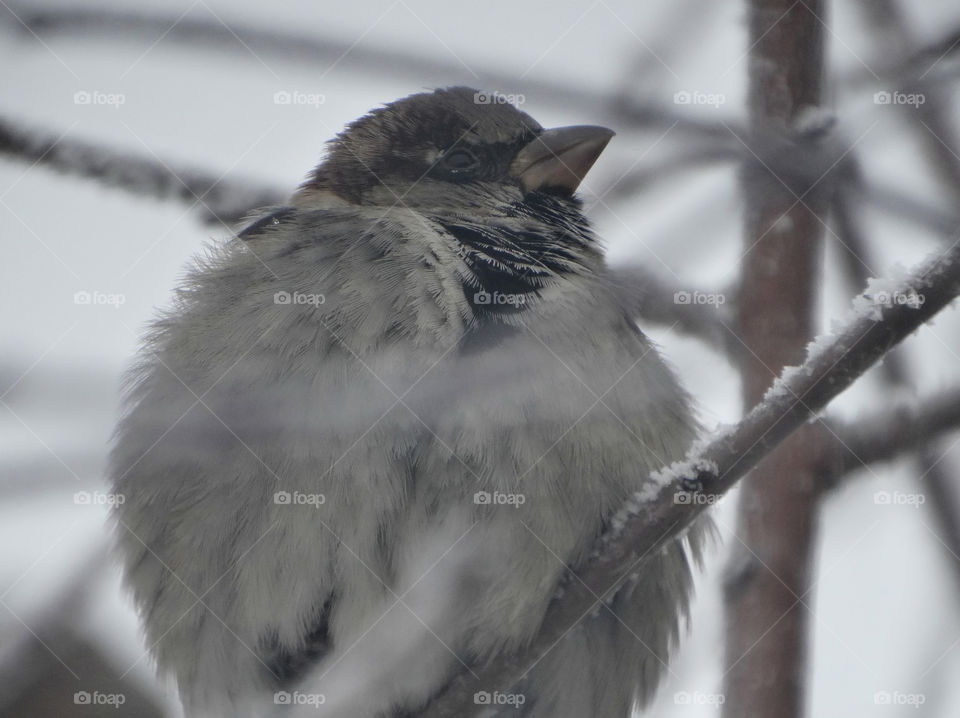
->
[2,1,960,716]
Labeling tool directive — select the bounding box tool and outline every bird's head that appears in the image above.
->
[294,86,614,210]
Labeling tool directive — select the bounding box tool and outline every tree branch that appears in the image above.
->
[830,92,960,594]
[839,21,960,94]
[722,2,827,715]
[607,263,738,356]
[857,178,960,240]
[595,142,739,204]
[856,0,960,207]
[0,115,284,225]
[822,387,960,482]
[8,6,732,141]
[420,240,960,717]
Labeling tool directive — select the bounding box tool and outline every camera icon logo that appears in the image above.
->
[673,291,691,304]
[874,691,891,705]
[474,691,491,704]
[873,91,892,105]
[474,291,491,305]
[274,291,292,305]
[474,491,491,505]
[274,491,292,505]
[673,90,692,105]
[274,691,292,704]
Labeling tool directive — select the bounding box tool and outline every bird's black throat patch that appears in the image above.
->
[435,192,595,318]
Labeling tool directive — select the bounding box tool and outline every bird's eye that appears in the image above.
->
[439,148,479,174]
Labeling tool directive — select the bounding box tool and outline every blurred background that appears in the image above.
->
[2,0,960,716]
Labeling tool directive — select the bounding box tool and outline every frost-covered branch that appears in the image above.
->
[830,121,960,594]
[420,241,960,718]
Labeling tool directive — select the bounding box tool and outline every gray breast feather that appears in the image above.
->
[110,204,703,717]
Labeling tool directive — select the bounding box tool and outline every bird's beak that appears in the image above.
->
[509,125,615,195]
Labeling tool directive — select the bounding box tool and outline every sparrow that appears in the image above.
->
[110,86,706,718]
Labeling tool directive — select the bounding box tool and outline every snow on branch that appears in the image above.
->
[419,241,960,717]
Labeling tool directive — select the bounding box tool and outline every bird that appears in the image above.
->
[110,86,707,718]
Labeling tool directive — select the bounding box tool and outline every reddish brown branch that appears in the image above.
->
[722,2,827,716]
